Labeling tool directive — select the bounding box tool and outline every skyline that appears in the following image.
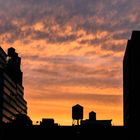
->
[1,0,140,125]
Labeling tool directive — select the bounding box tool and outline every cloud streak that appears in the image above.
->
[31,92,122,105]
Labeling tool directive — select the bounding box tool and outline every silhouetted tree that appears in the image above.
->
[12,114,32,127]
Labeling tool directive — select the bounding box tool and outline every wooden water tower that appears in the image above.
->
[72,104,83,125]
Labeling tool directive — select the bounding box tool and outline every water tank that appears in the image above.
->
[89,111,96,121]
[72,104,83,120]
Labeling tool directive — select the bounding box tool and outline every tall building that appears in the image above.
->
[0,47,27,124]
[123,31,140,127]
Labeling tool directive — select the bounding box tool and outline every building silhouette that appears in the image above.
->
[40,118,58,127]
[81,111,112,128]
[72,104,112,128]
[0,47,27,124]
[123,31,140,127]
[89,111,96,120]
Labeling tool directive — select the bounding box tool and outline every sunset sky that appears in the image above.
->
[0,0,140,126]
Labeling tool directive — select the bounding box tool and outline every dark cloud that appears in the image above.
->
[1,0,140,45]
[79,36,109,47]
[0,0,129,124]
[24,64,121,89]
[32,30,78,43]
[30,92,122,105]
[33,64,120,78]
[22,54,89,64]
[0,0,137,91]
[101,44,125,52]
[112,31,130,40]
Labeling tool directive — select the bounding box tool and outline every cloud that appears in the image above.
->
[31,30,78,43]
[22,55,122,89]
[22,54,88,64]
[30,92,122,105]
[1,0,139,125]
[1,0,140,45]
[101,43,125,52]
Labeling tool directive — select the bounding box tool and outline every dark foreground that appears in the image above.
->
[0,125,136,139]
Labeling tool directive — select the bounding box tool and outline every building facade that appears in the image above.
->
[123,31,140,127]
[0,47,27,124]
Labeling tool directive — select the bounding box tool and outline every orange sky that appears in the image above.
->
[1,0,140,126]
